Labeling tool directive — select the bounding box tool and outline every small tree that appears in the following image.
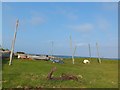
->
[0,48,5,51]
[16,52,25,54]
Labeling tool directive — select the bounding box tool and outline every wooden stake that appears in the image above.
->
[96,42,101,63]
[51,41,54,57]
[73,46,77,56]
[70,35,74,64]
[9,19,19,65]
[88,44,91,60]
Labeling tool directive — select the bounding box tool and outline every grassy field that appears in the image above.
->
[2,58,118,88]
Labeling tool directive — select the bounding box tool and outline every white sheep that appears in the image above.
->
[83,59,90,64]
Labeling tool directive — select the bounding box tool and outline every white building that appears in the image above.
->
[18,54,27,59]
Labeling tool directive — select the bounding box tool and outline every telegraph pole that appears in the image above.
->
[51,41,54,57]
[70,35,74,64]
[96,42,101,63]
[73,46,77,59]
[88,44,91,60]
[9,19,19,65]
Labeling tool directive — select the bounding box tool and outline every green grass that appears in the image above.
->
[2,58,118,88]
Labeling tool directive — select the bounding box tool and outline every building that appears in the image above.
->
[0,50,10,58]
[27,54,49,60]
[18,54,27,59]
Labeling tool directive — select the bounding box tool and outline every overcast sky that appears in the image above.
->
[2,2,118,58]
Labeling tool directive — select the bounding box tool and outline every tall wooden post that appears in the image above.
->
[96,42,101,63]
[70,35,74,64]
[88,44,91,60]
[49,41,53,56]
[73,46,77,58]
[51,41,54,57]
[9,19,19,65]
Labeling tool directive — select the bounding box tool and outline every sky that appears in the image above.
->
[1,0,120,2]
[2,2,118,58]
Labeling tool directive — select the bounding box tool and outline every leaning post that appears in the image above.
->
[9,19,19,65]
[96,42,101,63]
[70,35,74,64]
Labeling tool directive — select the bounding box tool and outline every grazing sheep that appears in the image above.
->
[83,59,90,64]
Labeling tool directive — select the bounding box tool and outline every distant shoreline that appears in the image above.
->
[54,55,119,60]
[26,53,119,60]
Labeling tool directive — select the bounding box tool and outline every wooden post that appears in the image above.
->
[9,19,19,65]
[73,46,77,61]
[88,44,91,60]
[51,41,54,57]
[96,42,101,63]
[47,67,56,80]
[70,35,74,64]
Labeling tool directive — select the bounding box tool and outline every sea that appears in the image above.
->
[53,55,119,60]
[27,53,119,60]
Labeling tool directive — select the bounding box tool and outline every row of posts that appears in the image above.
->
[9,20,101,66]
